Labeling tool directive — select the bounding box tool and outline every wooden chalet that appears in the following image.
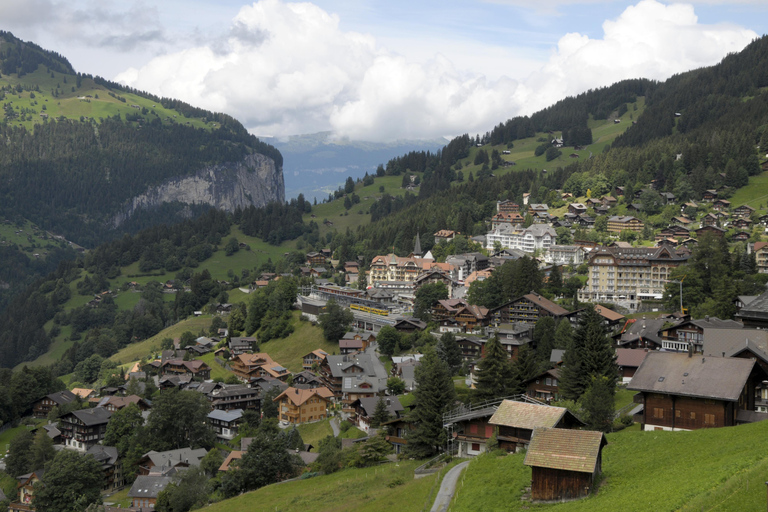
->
[161,359,211,380]
[524,428,607,502]
[274,387,333,425]
[393,318,427,333]
[292,370,326,389]
[87,445,125,492]
[351,396,404,432]
[302,349,329,371]
[230,353,291,382]
[209,384,261,411]
[59,407,112,451]
[628,352,768,431]
[616,348,649,384]
[655,225,689,242]
[607,215,644,233]
[523,368,562,402]
[432,299,490,332]
[490,292,570,326]
[489,400,584,453]
[695,225,726,238]
[33,390,76,418]
[712,199,731,212]
[732,231,751,242]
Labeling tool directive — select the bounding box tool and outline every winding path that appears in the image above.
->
[430,460,470,512]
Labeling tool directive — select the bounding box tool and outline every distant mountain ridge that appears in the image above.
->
[0,31,284,246]
[272,132,447,201]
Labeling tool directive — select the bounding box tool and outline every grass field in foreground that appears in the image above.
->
[451,418,768,512]
[202,460,447,512]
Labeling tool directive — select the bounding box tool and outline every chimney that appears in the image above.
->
[295,388,299,394]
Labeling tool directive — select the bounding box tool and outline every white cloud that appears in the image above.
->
[116,0,758,142]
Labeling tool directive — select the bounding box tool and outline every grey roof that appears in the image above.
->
[356,396,404,418]
[207,408,244,422]
[550,349,565,364]
[46,390,77,406]
[142,447,208,469]
[614,317,667,346]
[702,328,768,363]
[628,352,759,401]
[128,475,173,499]
[87,445,119,466]
[737,289,768,321]
[71,407,112,426]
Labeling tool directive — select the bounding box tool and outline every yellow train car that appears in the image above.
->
[350,304,389,316]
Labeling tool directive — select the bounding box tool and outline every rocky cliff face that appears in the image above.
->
[112,153,284,227]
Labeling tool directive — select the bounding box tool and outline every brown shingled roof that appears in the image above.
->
[488,401,578,430]
[524,427,606,474]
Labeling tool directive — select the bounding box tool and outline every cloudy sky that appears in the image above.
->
[2,0,767,141]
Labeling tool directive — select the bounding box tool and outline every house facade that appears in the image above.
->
[274,387,333,425]
[628,352,767,431]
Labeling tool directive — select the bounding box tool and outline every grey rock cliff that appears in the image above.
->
[112,153,284,227]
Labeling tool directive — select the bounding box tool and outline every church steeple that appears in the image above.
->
[413,232,422,257]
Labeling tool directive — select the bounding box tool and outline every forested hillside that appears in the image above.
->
[0,30,283,247]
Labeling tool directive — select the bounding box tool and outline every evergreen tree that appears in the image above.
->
[559,305,617,401]
[533,316,556,366]
[581,375,616,432]
[436,332,462,374]
[510,345,538,394]
[473,337,514,401]
[30,429,56,472]
[370,395,391,428]
[406,348,455,459]
[554,319,573,350]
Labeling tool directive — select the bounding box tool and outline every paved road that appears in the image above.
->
[431,460,470,512]
[330,417,340,436]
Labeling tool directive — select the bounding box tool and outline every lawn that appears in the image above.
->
[201,460,442,512]
[727,170,768,210]
[109,315,215,365]
[0,422,40,456]
[614,386,636,413]
[199,351,237,381]
[296,418,334,450]
[257,311,338,373]
[340,426,367,440]
[451,418,768,512]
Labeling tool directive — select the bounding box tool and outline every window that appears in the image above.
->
[653,408,664,419]
[704,414,715,426]
[675,410,681,418]
[471,443,480,451]
[689,412,696,420]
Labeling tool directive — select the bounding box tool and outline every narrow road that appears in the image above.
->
[430,460,470,512]
[330,416,340,436]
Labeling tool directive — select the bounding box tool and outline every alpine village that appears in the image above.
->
[3,29,768,512]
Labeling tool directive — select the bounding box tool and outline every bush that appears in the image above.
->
[339,420,352,433]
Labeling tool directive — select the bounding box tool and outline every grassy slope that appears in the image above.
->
[727,170,768,210]
[451,419,768,512]
[296,418,334,450]
[258,311,338,373]
[1,66,211,131]
[202,460,443,512]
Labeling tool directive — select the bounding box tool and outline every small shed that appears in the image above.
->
[524,427,607,502]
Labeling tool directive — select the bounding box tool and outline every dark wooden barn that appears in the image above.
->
[524,428,607,502]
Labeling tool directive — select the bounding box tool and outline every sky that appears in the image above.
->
[2,0,767,142]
